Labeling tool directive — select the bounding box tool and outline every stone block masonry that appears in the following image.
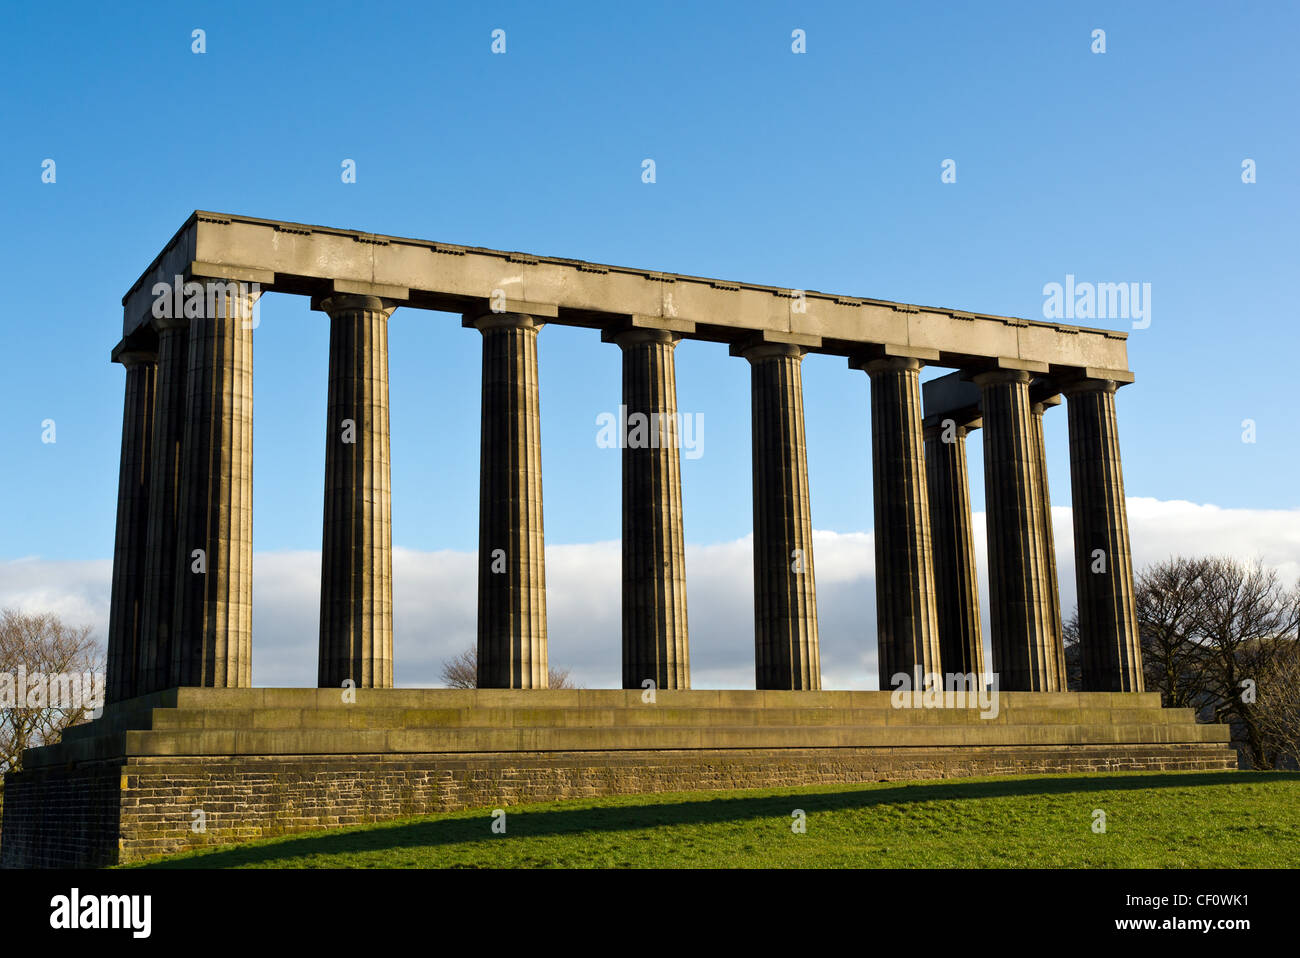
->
[3,744,1236,868]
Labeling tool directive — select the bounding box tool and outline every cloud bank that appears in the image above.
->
[2,498,1297,690]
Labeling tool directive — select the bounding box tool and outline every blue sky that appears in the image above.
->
[2,0,1296,567]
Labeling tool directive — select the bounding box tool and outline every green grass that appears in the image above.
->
[129,771,1300,869]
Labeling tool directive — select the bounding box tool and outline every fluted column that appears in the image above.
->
[615,328,690,689]
[171,282,257,688]
[472,312,548,688]
[743,343,820,690]
[1063,379,1144,691]
[974,369,1059,691]
[106,347,157,703]
[923,417,986,679]
[862,357,941,688]
[1030,396,1067,688]
[137,315,189,694]
[318,295,395,689]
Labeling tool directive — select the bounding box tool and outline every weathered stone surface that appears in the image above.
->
[318,295,395,689]
[1030,396,1068,687]
[861,356,942,687]
[120,213,1135,377]
[613,328,690,690]
[1064,379,1144,691]
[136,316,189,695]
[742,343,820,690]
[923,418,986,679]
[106,347,156,703]
[975,369,1059,692]
[471,313,548,688]
[171,286,257,687]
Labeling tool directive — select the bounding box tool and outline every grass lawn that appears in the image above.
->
[129,770,1300,869]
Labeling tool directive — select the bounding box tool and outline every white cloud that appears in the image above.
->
[2,498,1297,692]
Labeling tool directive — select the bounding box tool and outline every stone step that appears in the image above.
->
[30,717,1230,767]
[107,687,1172,712]
[58,688,1204,747]
[131,721,1231,754]
[134,703,1199,732]
[63,697,1198,744]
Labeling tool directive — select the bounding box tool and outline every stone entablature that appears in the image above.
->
[120,211,1132,378]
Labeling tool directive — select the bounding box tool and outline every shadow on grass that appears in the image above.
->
[139,770,1296,869]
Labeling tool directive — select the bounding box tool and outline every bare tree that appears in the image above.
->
[547,666,576,689]
[1136,556,1213,709]
[439,645,579,689]
[0,609,104,773]
[1062,608,1082,690]
[1255,640,1300,770]
[1073,555,1300,768]
[439,647,477,689]
[1192,558,1300,769]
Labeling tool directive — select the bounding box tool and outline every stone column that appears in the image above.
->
[318,295,395,689]
[923,417,986,680]
[743,343,820,690]
[106,346,157,704]
[137,315,189,694]
[471,312,548,688]
[861,357,941,688]
[171,282,257,688]
[614,328,690,690]
[973,369,1059,691]
[1030,396,1068,688]
[1063,378,1144,691]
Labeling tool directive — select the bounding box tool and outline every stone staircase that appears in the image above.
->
[34,688,1230,767]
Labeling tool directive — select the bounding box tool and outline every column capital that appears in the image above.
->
[316,293,398,318]
[1030,394,1062,417]
[150,313,190,334]
[858,355,925,377]
[847,344,938,374]
[607,326,680,349]
[463,310,545,333]
[735,341,806,363]
[1060,376,1121,398]
[972,367,1033,388]
[728,330,819,362]
[922,416,981,441]
[111,336,158,367]
[113,349,157,368]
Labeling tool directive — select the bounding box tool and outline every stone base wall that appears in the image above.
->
[1,761,123,868]
[2,742,1236,867]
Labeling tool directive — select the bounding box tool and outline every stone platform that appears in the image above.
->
[1,688,1234,867]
